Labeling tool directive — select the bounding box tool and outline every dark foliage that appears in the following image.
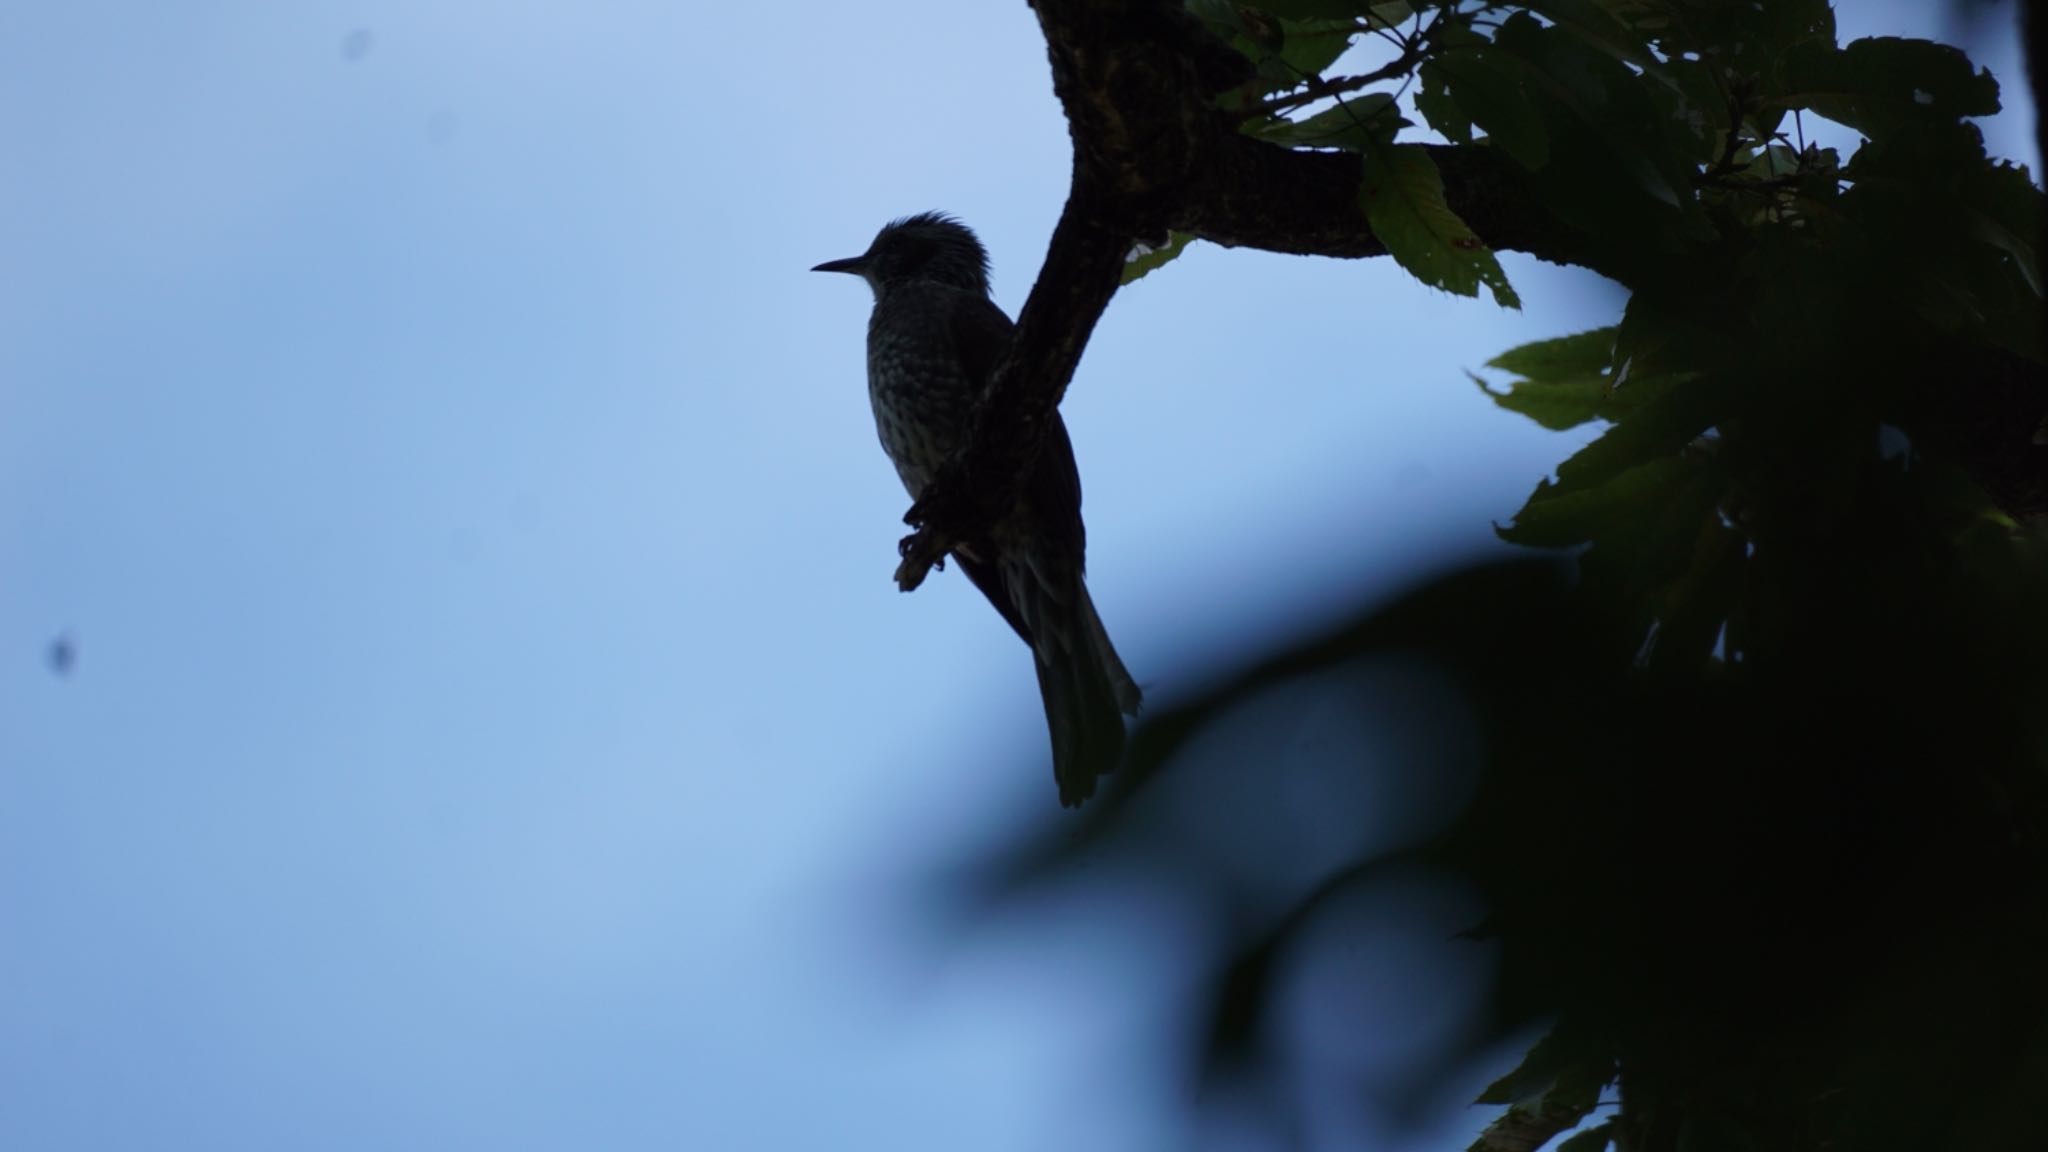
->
[947,2,2048,1149]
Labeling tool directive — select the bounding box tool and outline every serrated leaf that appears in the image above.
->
[1487,328,1617,379]
[1553,371,1720,486]
[1247,92,1406,150]
[1121,232,1197,285]
[1361,144,1521,308]
[1477,331,1617,433]
[1478,327,1678,432]
[1776,36,2000,137]
[1474,371,1612,431]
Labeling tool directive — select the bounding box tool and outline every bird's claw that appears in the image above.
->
[895,531,943,570]
[895,528,950,592]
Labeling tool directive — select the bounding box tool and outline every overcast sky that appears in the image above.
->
[2,3,2034,1150]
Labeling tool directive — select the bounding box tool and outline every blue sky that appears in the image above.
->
[1,3,2034,1150]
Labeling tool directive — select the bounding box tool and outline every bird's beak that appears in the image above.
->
[811,254,869,275]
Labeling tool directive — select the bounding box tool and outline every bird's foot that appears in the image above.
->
[895,528,951,592]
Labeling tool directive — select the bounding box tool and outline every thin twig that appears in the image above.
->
[1244,6,1439,118]
[1246,55,1416,116]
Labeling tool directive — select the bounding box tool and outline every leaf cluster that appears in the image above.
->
[965,4,2048,1150]
[1184,0,2042,682]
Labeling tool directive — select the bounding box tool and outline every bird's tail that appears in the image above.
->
[1035,580,1142,807]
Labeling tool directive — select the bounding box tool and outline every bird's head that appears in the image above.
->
[812,212,992,298]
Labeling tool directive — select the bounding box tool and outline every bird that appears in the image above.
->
[813,213,1141,806]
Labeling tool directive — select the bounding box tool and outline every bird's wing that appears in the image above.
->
[948,290,1015,392]
[956,550,1032,644]
[947,292,1086,555]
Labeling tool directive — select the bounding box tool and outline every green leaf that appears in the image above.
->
[1474,372,1611,431]
[1523,0,1673,81]
[1553,371,1720,486]
[1429,47,1551,170]
[1360,144,1522,308]
[1415,61,1473,145]
[1483,369,1686,433]
[1207,7,1367,97]
[1489,12,1690,213]
[1475,329,1621,430]
[1487,328,1616,380]
[1121,232,1197,285]
[1499,457,1692,548]
[1276,16,1360,83]
[1361,1,1415,29]
[1776,37,2000,137]
[1247,92,1406,150]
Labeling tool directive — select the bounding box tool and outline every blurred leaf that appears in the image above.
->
[1361,144,1522,307]
[968,7,2048,1151]
[1202,945,1278,1082]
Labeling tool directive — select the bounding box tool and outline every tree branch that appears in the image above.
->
[1183,135,1622,277]
[891,0,2046,587]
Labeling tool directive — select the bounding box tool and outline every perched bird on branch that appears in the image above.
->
[813,213,1140,806]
